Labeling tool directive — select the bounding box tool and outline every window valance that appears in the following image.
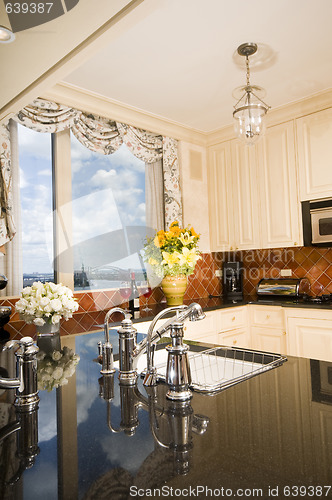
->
[0,98,183,247]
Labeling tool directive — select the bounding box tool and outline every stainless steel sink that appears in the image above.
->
[137,345,287,395]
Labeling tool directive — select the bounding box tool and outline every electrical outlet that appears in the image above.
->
[280,269,292,277]
[215,270,222,277]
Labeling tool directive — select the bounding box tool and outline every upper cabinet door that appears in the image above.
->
[208,142,234,251]
[230,140,261,250]
[258,121,303,247]
[296,107,332,201]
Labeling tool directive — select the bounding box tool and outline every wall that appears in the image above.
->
[213,246,332,297]
[178,141,210,252]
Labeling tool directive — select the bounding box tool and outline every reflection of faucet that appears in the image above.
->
[99,377,147,436]
[151,397,209,475]
[98,375,209,475]
[0,337,39,409]
[0,405,39,484]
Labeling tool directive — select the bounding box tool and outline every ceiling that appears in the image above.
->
[62,0,332,132]
[2,0,332,133]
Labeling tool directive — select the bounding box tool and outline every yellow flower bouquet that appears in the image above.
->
[143,221,201,279]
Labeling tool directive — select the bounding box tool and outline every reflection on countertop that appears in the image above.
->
[1,330,332,498]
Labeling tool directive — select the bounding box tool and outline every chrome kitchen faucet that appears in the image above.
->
[102,303,205,399]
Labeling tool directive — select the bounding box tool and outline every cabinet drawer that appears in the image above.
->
[218,307,247,331]
[251,326,287,355]
[218,328,251,349]
[250,305,284,328]
[184,311,216,341]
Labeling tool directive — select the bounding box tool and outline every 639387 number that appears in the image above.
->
[283,485,331,496]
[5,2,54,14]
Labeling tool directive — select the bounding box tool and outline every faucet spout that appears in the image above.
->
[99,307,129,374]
[143,303,205,388]
[143,305,187,381]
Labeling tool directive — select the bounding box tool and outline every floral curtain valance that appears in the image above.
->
[0,98,183,246]
[0,122,15,246]
[15,98,163,162]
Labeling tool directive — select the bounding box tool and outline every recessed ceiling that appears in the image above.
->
[62,0,332,133]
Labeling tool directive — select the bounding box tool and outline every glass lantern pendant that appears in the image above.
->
[233,43,270,145]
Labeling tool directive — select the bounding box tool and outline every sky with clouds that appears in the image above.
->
[18,125,147,276]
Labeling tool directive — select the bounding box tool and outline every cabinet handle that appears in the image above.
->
[283,331,287,336]
[232,317,235,321]
[266,315,270,319]
[233,340,237,345]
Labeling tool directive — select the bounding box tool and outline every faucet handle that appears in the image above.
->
[98,341,115,374]
[4,337,38,357]
[192,414,210,434]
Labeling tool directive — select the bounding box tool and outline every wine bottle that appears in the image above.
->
[129,271,140,315]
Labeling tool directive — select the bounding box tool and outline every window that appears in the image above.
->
[18,124,54,287]
[70,133,147,290]
[16,125,149,291]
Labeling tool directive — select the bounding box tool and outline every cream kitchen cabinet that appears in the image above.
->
[249,304,287,354]
[138,304,332,361]
[285,308,332,362]
[230,141,260,250]
[184,306,250,349]
[296,107,332,201]
[216,306,251,348]
[183,310,219,344]
[208,120,302,251]
[208,140,259,251]
[257,121,302,248]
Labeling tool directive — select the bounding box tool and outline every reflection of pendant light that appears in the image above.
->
[0,25,15,43]
[233,43,270,145]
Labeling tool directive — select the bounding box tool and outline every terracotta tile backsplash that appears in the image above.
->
[2,247,332,340]
[213,246,332,297]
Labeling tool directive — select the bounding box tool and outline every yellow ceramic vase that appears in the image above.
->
[161,275,187,306]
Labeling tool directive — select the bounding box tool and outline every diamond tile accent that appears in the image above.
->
[213,246,332,296]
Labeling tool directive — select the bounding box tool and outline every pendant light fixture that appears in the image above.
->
[233,43,270,145]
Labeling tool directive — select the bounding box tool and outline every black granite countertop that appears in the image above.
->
[1,329,332,499]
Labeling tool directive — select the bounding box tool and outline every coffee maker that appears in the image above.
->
[222,261,243,300]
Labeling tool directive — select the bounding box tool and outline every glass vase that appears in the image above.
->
[36,322,61,354]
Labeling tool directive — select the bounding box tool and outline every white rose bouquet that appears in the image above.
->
[37,346,80,392]
[15,281,79,326]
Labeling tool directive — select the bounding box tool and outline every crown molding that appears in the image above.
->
[42,82,209,146]
[0,0,145,125]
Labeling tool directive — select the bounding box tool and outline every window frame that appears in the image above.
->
[52,129,74,289]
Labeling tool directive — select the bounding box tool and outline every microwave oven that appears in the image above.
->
[302,200,332,246]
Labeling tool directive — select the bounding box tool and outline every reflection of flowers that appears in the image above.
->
[37,347,80,392]
[143,221,201,278]
[15,281,79,326]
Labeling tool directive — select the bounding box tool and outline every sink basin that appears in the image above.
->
[136,345,287,395]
